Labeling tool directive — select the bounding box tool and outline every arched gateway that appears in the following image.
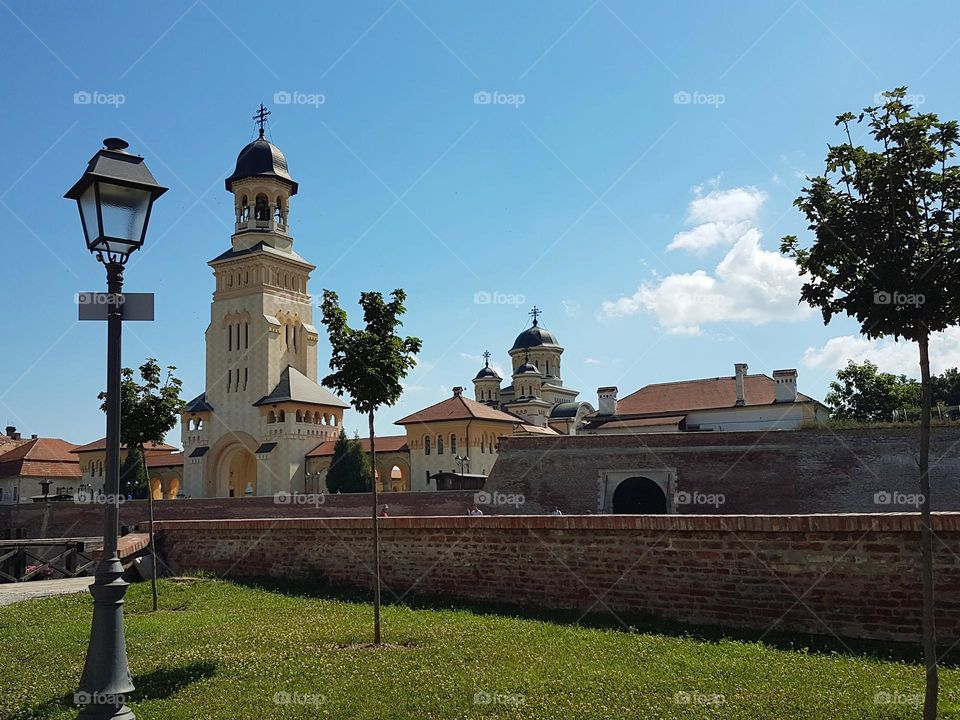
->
[612,476,668,514]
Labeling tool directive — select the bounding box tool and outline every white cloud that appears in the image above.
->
[667,185,767,253]
[601,229,810,335]
[802,328,960,378]
[584,357,602,365]
[561,299,582,318]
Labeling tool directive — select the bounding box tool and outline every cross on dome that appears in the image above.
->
[252,103,271,139]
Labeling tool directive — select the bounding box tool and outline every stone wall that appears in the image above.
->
[484,427,960,514]
[154,513,960,644]
[0,491,477,539]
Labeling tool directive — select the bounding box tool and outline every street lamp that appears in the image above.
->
[455,455,470,476]
[66,137,166,720]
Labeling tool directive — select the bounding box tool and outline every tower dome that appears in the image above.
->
[225,136,298,195]
[510,324,559,351]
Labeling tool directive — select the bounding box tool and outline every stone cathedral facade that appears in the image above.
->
[181,123,347,498]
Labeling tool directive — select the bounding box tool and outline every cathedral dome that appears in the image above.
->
[515,361,540,375]
[225,136,298,194]
[474,365,501,380]
[511,324,560,351]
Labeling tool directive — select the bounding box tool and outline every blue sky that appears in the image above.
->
[2,1,960,444]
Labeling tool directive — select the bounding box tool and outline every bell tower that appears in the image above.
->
[182,106,347,499]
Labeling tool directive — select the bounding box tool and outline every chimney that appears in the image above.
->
[5,425,15,438]
[597,386,618,416]
[734,363,748,406]
[452,386,464,397]
[773,369,798,403]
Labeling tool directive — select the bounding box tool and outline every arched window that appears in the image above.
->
[480,435,485,453]
[275,196,284,224]
[296,410,303,423]
[450,434,457,454]
[424,435,431,455]
[254,194,269,221]
[268,411,276,424]
[278,410,285,422]
[240,195,249,221]
[330,415,337,427]
[437,434,444,455]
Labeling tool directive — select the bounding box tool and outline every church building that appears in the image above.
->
[471,308,595,434]
[181,109,348,498]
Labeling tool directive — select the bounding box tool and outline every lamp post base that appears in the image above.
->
[76,555,135,720]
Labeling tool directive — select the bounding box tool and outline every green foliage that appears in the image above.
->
[781,87,960,343]
[933,367,960,407]
[826,360,922,421]
[825,361,960,422]
[119,445,148,499]
[325,429,373,493]
[2,579,960,719]
[318,289,422,416]
[99,358,186,451]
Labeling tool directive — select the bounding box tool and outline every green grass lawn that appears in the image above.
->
[0,578,958,719]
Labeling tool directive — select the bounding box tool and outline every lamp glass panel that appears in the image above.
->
[79,183,99,246]
[98,182,151,251]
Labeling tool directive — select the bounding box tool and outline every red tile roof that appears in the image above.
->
[72,438,178,454]
[615,374,817,416]
[595,415,686,429]
[145,451,184,468]
[396,394,520,425]
[307,435,408,457]
[0,438,81,479]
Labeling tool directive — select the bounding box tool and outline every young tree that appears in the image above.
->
[781,88,960,718]
[826,360,921,421]
[325,429,373,493]
[100,358,185,612]
[319,289,421,645]
[119,445,148,498]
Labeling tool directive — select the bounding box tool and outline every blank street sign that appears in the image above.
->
[77,292,155,321]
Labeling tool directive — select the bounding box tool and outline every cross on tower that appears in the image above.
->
[252,103,271,138]
[529,306,541,326]
[482,349,491,368]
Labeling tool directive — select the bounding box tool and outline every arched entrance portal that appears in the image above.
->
[219,445,257,497]
[612,477,667,514]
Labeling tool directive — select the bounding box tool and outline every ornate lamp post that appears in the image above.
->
[65,137,166,720]
[455,455,470,476]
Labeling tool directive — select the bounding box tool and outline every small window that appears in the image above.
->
[424,435,431,455]
[437,435,444,455]
[450,434,457,454]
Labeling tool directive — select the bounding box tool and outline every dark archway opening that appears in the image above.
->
[612,477,667,514]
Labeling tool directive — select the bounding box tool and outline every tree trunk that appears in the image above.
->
[145,445,158,613]
[369,410,382,645]
[919,332,938,719]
